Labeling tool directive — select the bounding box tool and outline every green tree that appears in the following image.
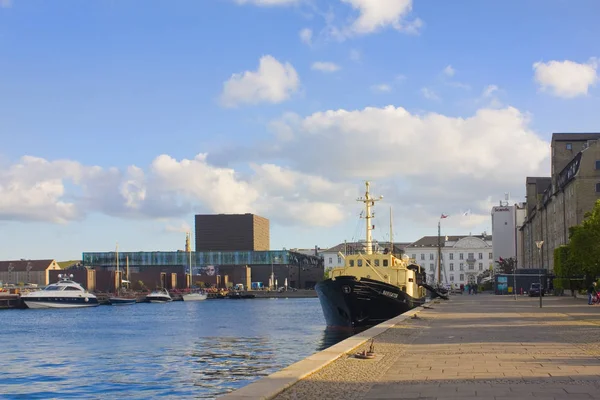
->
[568,199,600,279]
[494,257,516,274]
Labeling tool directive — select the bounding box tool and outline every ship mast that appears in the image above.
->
[357,181,383,255]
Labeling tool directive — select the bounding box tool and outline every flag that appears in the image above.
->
[440,214,448,219]
[463,209,471,216]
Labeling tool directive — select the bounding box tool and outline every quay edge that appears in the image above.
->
[216,304,427,400]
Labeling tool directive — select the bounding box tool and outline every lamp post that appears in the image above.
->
[535,241,544,308]
[513,259,517,301]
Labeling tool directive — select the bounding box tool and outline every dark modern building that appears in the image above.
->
[195,213,270,251]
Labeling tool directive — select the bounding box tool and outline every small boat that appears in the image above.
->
[182,292,207,301]
[21,274,99,309]
[109,246,137,306]
[146,288,172,303]
[316,181,432,328]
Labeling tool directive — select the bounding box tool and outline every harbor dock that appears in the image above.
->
[220,294,600,400]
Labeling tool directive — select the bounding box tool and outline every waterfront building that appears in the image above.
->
[82,250,323,292]
[195,213,270,252]
[0,259,61,286]
[405,235,493,286]
[520,133,600,271]
[491,201,526,265]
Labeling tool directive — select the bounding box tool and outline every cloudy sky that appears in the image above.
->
[1,0,599,260]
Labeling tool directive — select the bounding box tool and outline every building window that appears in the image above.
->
[374,259,380,267]
[411,254,416,260]
[450,275,454,281]
[383,260,388,267]
[468,253,474,260]
[478,253,483,259]
[566,143,572,150]
[337,256,342,263]
[420,254,425,260]
[489,252,493,259]
[429,264,434,271]
[357,259,363,267]
[329,257,332,264]
[349,260,354,267]
[459,253,464,260]
[479,263,483,271]
[449,263,454,271]
[460,263,464,271]
[469,264,474,270]
[596,183,600,193]
[460,274,464,281]
[449,253,454,260]
[596,160,600,170]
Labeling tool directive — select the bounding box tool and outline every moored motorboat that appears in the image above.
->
[182,291,207,301]
[21,274,99,309]
[315,181,432,328]
[146,288,172,303]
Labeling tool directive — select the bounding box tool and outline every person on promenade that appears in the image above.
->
[587,282,597,305]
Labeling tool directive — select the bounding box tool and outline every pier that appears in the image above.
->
[220,294,600,400]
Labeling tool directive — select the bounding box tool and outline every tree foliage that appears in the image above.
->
[494,257,516,274]
[558,199,600,282]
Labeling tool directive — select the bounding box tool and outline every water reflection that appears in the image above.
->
[317,326,367,351]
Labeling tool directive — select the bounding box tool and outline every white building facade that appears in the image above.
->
[405,235,494,286]
[491,203,527,266]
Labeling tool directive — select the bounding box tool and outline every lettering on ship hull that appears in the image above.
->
[382,290,398,299]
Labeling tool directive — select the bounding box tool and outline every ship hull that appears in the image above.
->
[315,276,426,328]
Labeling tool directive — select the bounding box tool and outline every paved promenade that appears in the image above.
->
[273,294,600,400]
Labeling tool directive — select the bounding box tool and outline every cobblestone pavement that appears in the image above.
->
[273,294,600,400]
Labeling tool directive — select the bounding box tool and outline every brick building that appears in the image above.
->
[195,213,269,251]
[521,133,600,271]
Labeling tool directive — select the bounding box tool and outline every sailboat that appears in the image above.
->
[316,181,441,328]
[182,232,207,302]
[109,244,137,306]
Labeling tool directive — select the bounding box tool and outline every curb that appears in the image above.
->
[217,304,428,400]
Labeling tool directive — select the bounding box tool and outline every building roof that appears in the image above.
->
[0,259,56,272]
[551,133,600,142]
[525,177,552,194]
[406,235,492,248]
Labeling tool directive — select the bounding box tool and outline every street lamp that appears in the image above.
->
[535,240,544,308]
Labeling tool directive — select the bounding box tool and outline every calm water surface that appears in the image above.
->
[0,298,354,399]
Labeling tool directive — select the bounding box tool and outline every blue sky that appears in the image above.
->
[1,0,599,260]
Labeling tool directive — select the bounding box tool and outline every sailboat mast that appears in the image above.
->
[389,207,393,256]
[437,221,442,284]
[358,181,382,255]
[188,232,192,289]
[126,256,129,289]
[116,242,119,291]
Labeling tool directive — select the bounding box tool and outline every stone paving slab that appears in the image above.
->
[272,294,600,400]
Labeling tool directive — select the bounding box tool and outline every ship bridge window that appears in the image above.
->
[383,259,389,267]
[349,260,354,267]
[64,286,80,291]
[374,259,380,267]
[357,260,363,267]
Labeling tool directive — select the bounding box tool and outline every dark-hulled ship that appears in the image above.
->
[316,181,442,328]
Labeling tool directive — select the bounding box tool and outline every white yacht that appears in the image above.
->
[182,291,207,301]
[146,288,172,303]
[21,274,99,309]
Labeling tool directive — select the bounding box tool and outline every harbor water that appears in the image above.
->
[0,298,354,399]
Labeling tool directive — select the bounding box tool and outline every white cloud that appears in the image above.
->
[220,55,300,107]
[443,65,455,77]
[235,0,299,6]
[482,85,498,98]
[258,104,549,224]
[533,59,598,98]
[311,61,341,73]
[421,87,440,101]
[371,84,392,93]
[340,0,423,36]
[299,28,312,45]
